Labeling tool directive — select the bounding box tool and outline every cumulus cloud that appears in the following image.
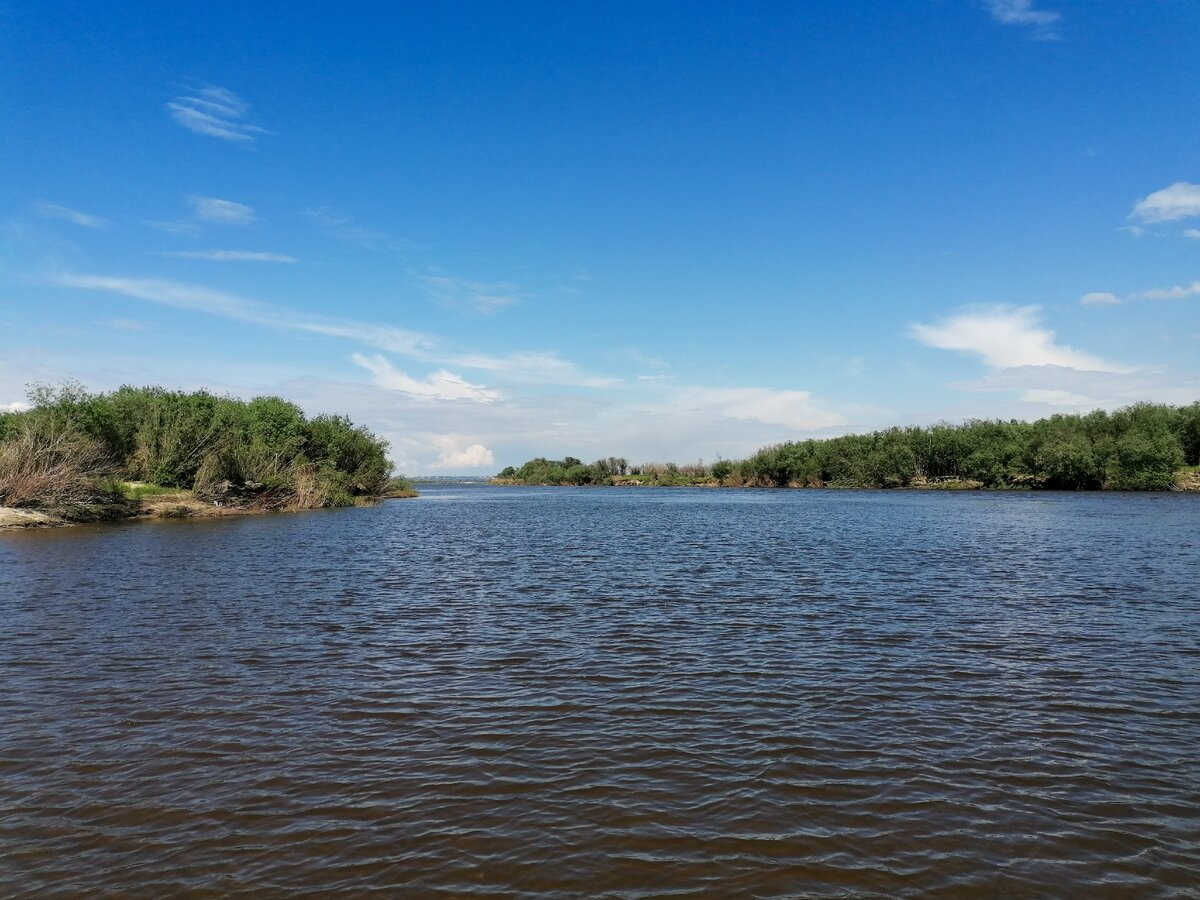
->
[167,86,268,143]
[188,196,255,226]
[428,435,496,469]
[984,0,1061,37]
[2,401,31,413]
[351,353,501,402]
[34,201,107,228]
[911,306,1124,372]
[1130,182,1200,224]
[159,250,295,263]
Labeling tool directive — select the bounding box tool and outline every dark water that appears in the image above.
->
[2,486,1198,897]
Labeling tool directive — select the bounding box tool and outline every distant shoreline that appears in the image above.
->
[489,475,1200,493]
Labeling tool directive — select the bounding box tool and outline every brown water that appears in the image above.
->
[2,486,1198,896]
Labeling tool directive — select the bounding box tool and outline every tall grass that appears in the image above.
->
[0,420,129,520]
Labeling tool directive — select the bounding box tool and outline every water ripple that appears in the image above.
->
[1,486,1198,896]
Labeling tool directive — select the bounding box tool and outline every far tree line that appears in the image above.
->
[496,402,1200,491]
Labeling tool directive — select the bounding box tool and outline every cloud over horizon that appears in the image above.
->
[911,306,1124,372]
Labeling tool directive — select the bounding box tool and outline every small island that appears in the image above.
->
[495,401,1200,492]
[0,382,415,529]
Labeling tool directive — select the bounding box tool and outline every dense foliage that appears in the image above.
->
[0,382,393,518]
[496,402,1200,491]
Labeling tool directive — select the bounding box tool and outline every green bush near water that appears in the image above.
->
[0,382,393,518]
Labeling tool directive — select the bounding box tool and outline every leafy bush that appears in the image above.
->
[1,383,393,513]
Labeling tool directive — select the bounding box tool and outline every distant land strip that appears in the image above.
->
[495,402,1200,492]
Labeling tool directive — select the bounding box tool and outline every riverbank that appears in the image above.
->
[0,483,418,532]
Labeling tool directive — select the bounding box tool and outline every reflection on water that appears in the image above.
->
[2,486,1198,895]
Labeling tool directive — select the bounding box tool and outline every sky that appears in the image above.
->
[2,1,1198,473]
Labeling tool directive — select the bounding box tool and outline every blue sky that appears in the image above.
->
[3,1,1198,472]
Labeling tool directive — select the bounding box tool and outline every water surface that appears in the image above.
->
[2,486,1198,896]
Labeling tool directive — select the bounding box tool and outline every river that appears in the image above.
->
[2,485,1198,896]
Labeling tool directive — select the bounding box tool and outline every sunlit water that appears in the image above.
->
[2,485,1198,896]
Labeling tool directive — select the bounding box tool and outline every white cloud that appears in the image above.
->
[417,272,524,314]
[101,318,146,331]
[167,86,267,143]
[56,274,434,356]
[1130,182,1200,224]
[159,250,296,263]
[674,386,844,431]
[2,401,31,413]
[911,306,1124,372]
[188,196,255,226]
[34,201,107,228]
[1137,281,1200,301]
[448,350,617,387]
[1184,229,1200,240]
[351,353,500,402]
[984,0,1061,37]
[303,207,413,251]
[955,366,1200,411]
[1020,388,1093,406]
[1080,291,1121,306]
[428,436,496,470]
[51,273,607,386]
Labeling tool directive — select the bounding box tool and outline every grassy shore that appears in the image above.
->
[0,383,416,531]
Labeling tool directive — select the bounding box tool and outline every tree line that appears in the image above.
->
[496,402,1200,491]
[0,382,395,519]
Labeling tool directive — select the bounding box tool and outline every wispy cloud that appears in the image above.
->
[188,196,255,226]
[984,0,1061,38]
[447,351,618,387]
[56,274,433,356]
[34,201,108,228]
[52,273,605,386]
[954,367,1200,411]
[351,353,501,403]
[674,386,844,430]
[304,207,412,251]
[417,272,525,314]
[1138,281,1200,301]
[1130,182,1200,224]
[167,86,268,143]
[1080,291,1121,306]
[1184,229,1200,240]
[159,250,296,263]
[911,306,1124,372]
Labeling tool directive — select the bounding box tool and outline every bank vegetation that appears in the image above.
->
[0,382,405,525]
[495,402,1200,492]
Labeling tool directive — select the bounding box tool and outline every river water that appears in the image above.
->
[2,485,1198,896]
